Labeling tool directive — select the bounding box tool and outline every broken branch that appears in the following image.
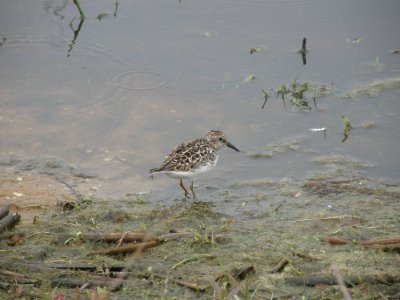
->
[82,232,156,243]
[97,240,159,255]
[0,212,21,233]
[0,205,9,220]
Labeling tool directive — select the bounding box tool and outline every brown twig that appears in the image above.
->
[321,237,400,247]
[97,240,159,255]
[160,231,229,242]
[286,275,345,286]
[286,274,400,287]
[51,277,115,288]
[359,238,400,246]
[47,264,98,272]
[366,244,400,252]
[321,237,349,245]
[332,266,352,300]
[83,232,156,244]
[271,259,289,273]
[175,279,207,292]
[96,230,227,255]
[0,269,39,284]
[304,179,355,189]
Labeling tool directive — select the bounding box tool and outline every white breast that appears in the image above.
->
[163,155,219,179]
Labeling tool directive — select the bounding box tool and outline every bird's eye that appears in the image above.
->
[219,137,224,141]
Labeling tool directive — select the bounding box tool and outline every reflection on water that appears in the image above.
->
[67,16,84,57]
[0,33,6,46]
[0,0,399,200]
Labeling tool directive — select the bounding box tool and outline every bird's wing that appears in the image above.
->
[150,138,215,172]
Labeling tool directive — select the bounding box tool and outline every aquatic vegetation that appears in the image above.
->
[263,78,335,110]
[72,0,85,19]
[345,76,400,98]
[341,115,352,143]
[249,47,262,55]
[346,37,363,44]
[248,137,303,159]
[243,73,256,83]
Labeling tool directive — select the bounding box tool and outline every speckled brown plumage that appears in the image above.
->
[150,130,239,198]
[150,137,218,173]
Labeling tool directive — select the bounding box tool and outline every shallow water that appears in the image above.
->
[1,0,400,201]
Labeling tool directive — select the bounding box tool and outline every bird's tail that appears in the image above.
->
[149,167,159,173]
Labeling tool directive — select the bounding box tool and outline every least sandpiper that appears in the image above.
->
[150,130,239,198]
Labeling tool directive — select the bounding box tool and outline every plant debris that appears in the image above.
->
[262,78,334,110]
[341,115,352,143]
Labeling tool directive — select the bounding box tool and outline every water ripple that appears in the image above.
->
[108,69,170,91]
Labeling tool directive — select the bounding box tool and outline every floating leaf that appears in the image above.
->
[243,73,255,83]
[346,37,363,44]
[250,47,262,54]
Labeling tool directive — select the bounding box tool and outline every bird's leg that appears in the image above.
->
[190,180,197,199]
[179,179,189,197]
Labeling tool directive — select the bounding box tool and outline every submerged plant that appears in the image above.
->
[261,89,269,109]
[262,78,334,110]
[341,115,352,143]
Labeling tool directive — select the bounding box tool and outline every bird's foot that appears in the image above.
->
[190,181,197,199]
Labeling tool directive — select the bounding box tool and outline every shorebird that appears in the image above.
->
[150,130,239,198]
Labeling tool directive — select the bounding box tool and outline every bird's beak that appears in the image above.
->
[227,142,240,152]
